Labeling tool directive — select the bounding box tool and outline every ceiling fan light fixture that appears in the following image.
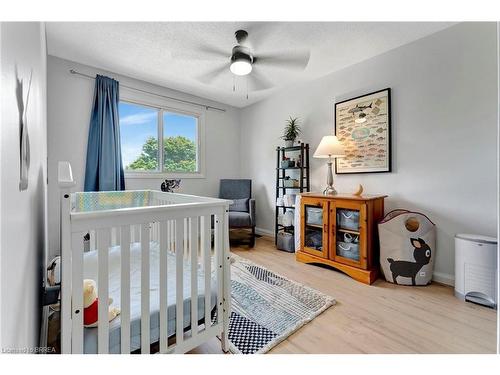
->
[230,58,252,76]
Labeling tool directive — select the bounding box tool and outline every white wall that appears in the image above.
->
[239,22,498,284]
[47,56,241,259]
[0,22,47,350]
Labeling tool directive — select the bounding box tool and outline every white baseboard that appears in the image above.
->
[255,227,274,238]
[432,271,455,286]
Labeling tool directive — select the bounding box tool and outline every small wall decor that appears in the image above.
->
[334,88,391,174]
[160,179,181,192]
[16,68,33,191]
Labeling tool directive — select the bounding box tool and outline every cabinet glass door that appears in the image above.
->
[301,199,328,258]
[331,201,367,268]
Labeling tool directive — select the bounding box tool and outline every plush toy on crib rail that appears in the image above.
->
[161,179,181,193]
[83,279,120,327]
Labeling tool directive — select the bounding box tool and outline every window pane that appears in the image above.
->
[163,112,198,173]
[119,102,159,171]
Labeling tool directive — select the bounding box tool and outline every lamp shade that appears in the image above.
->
[313,135,345,158]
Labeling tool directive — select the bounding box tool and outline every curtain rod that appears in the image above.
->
[69,69,226,112]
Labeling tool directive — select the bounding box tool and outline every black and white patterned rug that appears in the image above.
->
[227,255,335,354]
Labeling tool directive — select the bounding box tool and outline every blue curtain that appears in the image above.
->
[84,75,125,192]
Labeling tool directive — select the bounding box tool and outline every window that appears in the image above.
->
[163,112,198,173]
[119,101,202,177]
[119,102,158,171]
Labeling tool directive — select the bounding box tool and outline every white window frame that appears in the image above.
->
[119,95,205,179]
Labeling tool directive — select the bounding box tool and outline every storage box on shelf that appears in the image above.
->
[297,192,387,285]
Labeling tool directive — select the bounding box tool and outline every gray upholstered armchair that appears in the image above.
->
[219,179,255,247]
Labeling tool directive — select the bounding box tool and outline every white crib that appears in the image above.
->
[58,162,231,354]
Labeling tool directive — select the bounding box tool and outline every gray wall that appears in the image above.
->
[0,22,47,350]
[239,22,498,284]
[47,56,241,259]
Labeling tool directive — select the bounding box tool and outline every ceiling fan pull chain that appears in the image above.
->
[246,76,249,100]
[233,75,235,92]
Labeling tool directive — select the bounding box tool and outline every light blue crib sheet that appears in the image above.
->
[82,242,217,353]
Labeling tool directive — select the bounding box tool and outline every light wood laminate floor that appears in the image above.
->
[189,236,497,354]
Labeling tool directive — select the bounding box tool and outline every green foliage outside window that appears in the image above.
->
[126,136,196,172]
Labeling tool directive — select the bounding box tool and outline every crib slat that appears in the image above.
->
[184,218,189,260]
[92,230,97,251]
[175,218,184,346]
[141,223,151,354]
[202,215,211,329]
[221,207,231,352]
[134,225,140,243]
[215,212,223,327]
[97,228,110,354]
[120,225,131,354]
[151,222,158,242]
[166,221,170,251]
[71,232,84,353]
[190,217,199,337]
[60,193,72,354]
[174,221,177,251]
[111,227,118,247]
[159,220,169,353]
[171,221,175,252]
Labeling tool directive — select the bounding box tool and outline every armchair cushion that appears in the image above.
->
[229,198,249,212]
[228,211,252,228]
[219,179,252,200]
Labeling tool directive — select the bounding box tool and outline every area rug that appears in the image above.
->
[227,254,335,354]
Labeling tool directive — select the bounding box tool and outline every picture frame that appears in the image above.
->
[334,88,391,174]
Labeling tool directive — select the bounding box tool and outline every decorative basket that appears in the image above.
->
[337,209,360,231]
[283,178,299,188]
[336,242,360,261]
[306,207,323,226]
[277,232,295,253]
[378,210,436,286]
[281,160,295,168]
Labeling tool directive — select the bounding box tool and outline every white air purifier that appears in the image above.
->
[454,234,497,309]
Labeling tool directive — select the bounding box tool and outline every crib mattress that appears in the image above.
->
[82,241,217,354]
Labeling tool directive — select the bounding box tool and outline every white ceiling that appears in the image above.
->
[46,22,454,108]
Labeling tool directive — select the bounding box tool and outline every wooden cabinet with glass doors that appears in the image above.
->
[297,192,387,284]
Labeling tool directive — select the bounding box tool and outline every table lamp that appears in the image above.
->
[313,135,345,195]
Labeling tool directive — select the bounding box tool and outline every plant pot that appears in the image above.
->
[285,140,294,147]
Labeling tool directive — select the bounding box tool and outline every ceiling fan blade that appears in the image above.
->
[248,68,274,91]
[196,63,229,84]
[254,50,311,70]
[173,44,229,61]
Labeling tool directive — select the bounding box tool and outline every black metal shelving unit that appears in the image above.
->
[275,143,310,245]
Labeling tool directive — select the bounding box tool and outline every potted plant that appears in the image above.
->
[281,116,301,147]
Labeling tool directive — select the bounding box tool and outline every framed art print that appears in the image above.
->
[334,88,391,174]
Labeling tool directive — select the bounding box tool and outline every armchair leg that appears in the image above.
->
[250,226,256,248]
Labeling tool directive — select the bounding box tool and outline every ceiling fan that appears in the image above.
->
[194,29,311,91]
